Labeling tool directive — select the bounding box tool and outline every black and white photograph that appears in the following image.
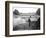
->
[5,1,45,37]
[13,7,40,31]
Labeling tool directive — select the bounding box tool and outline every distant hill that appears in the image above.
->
[20,13,36,16]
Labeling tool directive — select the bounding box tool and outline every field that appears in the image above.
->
[13,15,40,31]
[13,21,39,30]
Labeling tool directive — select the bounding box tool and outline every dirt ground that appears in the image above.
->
[13,21,40,31]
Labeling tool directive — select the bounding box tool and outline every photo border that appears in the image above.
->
[5,1,45,37]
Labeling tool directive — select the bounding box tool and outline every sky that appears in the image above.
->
[13,8,38,13]
[12,4,39,13]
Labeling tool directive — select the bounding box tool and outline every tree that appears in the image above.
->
[13,9,19,15]
[36,8,40,15]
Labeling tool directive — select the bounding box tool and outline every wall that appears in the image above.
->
[0,0,46,38]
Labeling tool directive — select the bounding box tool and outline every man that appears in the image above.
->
[28,16,31,27]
